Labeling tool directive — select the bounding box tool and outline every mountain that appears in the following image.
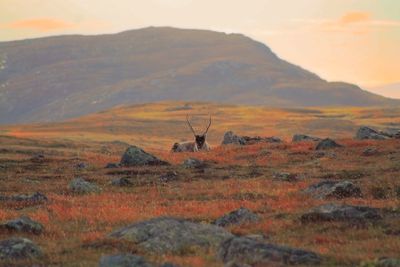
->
[367,83,400,99]
[0,26,397,124]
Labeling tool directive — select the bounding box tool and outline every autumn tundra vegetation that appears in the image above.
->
[0,102,400,267]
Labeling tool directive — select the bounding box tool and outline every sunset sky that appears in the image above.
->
[1,0,399,93]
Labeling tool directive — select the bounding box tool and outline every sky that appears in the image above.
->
[1,0,399,93]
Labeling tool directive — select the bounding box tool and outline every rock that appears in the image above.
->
[160,263,180,267]
[30,153,45,163]
[362,147,379,156]
[69,177,101,194]
[0,216,44,234]
[222,131,246,145]
[183,158,205,169]
[301,203,382,223]
[273,172,302,182]
[106,163,120,169]
[99,254,154,267]
[76,162,88,169]
[292,134,322,142]
[315,138,342,150]
[214,207,260,227]
[305,180,362,199]
[223,261,252,267]
[120,146,169,166]
[111,177,133,187]
[1,192,48,203]
[0,238,42,260]
[159,171,178,183]
[356,126,390,140]
[109,217,233,254]
[376,258,400,267]
[218,236,321,266]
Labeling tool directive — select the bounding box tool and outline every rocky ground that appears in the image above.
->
[0,133,399,266]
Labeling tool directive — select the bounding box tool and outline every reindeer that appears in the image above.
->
[171,115,212,152]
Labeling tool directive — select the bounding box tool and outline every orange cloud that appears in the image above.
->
[339,12,371,24]
[7,18,74,31]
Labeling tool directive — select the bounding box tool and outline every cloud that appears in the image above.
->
[6,18,74,31]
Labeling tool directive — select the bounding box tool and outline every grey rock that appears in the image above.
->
[109,217,233,254]
[315,138,342,150]
[69,177,101,194]
[160,263,180,267]
[1,192,48,203]
[214,207,260,227]
[301,203,382,223]
[292,134,322,142]
[159,171,178,183]
[99,254,154,267]
[111,177,133,187]
[273,172,302,182]
[0,238,42,260]
[76,162,88,169]
[376,258,400,267]
[222,131,246,145]
[356,126,390,140]
[0,216,44,234]
[121,146,169,167]
[218,236,321,265]
[183,158,205,169]
[305,180,362,199]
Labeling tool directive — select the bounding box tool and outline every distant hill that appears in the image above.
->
[367,83,400,99]
[0,26,397,124]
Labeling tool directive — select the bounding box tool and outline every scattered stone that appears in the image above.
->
[0,238,42,260]
[222,131,246,145]
[301,203,382,223]
[69,177,101,194]
[356,126,390,140]
[159,171,178,183]
[315,138,342,150]
[0,192,48,203]
[292,134,322,142]
[305,180,362,199]
[109,217,233,254]
[214,207,260,227]
[376,257,400,267]
[183,158,205,169]
[273,172,302,182]
[99,254,154,267]
[76,162,88,169]
[0,216,44,234]
[362,147,379,156]
[105,163,120,169]
[111,177,133,187]
[120,146,169,166]
[218,236,321,266]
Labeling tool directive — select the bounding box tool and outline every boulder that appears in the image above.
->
[120,146,169,166]
[111,177,133,187]
[222,131,246,145]
[305,180,362,199]
[183,158,205,169]
[0,216,44,234]
[315,138,342,150]
[356,126,390,140]
[301,203,382,223]
[292,134,322,142]
[99,254,154,267]
[0,238,42,260]
[214,207,260,227]
[109,217,233,254]
[69,177,101,194]
[218,236,321,266]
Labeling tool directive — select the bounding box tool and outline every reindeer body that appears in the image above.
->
[171,115,212,153]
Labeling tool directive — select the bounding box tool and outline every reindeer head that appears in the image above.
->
[186,114,212,148]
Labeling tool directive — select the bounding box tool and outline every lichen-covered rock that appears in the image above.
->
[0,238,42,260]
[214,207,260,227]
[292,134,322,142]
[222,131,246,145]
[315,138,342,150]
[0,216,44,234]
[99,254,154,267]
[222,131,281,146]
[69,177,101,194]
[111,177,133,187]
[120,146,169,166]
[183,158,205,169]
[301,203,382,223]
[109,217,233,254]
[305,180,362,199]
[356,126,390,140]
[218,236,321,266]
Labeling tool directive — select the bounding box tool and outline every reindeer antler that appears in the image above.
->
[203,115,212,135]
[186,114,197,136]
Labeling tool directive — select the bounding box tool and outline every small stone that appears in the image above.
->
[273,172,302,182]
[0,238,42,260]
[121,146,169,166]
[362,148,378,156]
[305,180,362,199]
[159,171,179,183]
[69,177,101,194]
[76,162,88,169]
[214,207,260,227]
[111,177,133,187]
[0,216,44,234]
[9,192,48,203]
[356,126,390,140]
[183,158,205,169]
[222,131,246,145]
[376,257,400,267]
[292,134,322,142]
[105,163,120,169]
[315,138,342,150]
[99,254,154,267]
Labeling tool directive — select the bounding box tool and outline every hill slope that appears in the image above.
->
[0,27,397,124]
